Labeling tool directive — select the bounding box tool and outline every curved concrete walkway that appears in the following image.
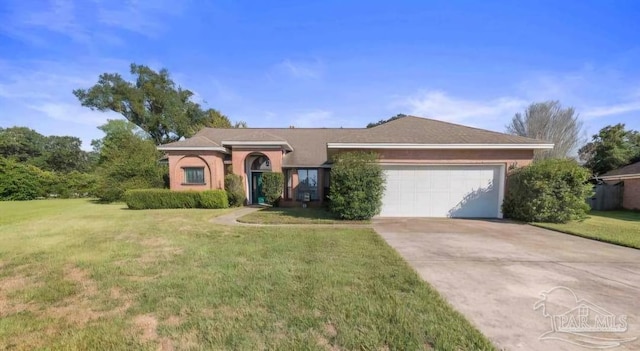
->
[211,206,262,226]
[210,207,371,228]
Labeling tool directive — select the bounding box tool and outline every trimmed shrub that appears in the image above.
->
[329,152,385,220]
[125,189,198,209]
[95,176,160,203]
[124,189,229,210]
[502,159,592,223]
[262,172,284,206]
[224,173,246,207]
[199,190,229,209]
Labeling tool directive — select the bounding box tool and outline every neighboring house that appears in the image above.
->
[158,116,552,218]
[600,161,640,210]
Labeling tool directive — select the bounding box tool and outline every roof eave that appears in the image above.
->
[326,143,555,150]
[599,173,640,180]
[157,146,229,153]
[221,140,294,152]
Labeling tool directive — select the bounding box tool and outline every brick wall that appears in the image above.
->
[167,151,225,191]
[230,148,284,201]
[374,149,534,167]
[622,178,640,210]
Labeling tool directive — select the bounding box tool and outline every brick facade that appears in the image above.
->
[374,149,534,167]
[622,178,640,210]
[167,151,225,191]
[164,148,536,207]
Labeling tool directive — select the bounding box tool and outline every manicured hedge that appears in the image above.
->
[199,190,230,209]
[125,189,229,210]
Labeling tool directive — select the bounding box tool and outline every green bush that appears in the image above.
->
[199,190,229,209]
[124,189,229,210]
[92,123,165,202]
[0,157,48,200]
[224,173,246,207]
[262,172,284,206]
[502,159,592,223]
[329,152,385,220]
[49,171,98,198]
[95,175,161,203]
[125,189,197,209]
[0,157,99,200]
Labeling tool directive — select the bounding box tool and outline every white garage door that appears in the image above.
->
[379,165,504,218]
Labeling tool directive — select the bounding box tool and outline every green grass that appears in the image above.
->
[237,207,369,224]
[533,210,640,249]
[0,199,493,350]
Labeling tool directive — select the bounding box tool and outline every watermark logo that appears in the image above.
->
[534,286,636,349]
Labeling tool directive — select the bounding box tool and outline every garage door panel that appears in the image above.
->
[379,165,502,218]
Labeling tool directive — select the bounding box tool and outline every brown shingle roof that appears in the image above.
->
[601,161,640,178]
[160,136,221,148]
[338,116,546,144]
[222,131,286,142]
[195,128,356,166]
[162,116,551,166]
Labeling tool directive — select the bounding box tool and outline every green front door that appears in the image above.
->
[252,173,265,204]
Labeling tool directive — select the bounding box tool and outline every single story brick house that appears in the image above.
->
[600,161,640,210]
[158,116,552,218]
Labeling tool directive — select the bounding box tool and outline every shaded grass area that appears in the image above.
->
[237,206,369,225]
[533,210,640,249]
[0,199,493,350]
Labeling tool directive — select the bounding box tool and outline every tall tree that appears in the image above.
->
[74,64,218,145]
[205,109,233,128]
[91,119,148,157]
[0,127,47,162]
[43,136,87,173]
[0,127,90,173]
[91,119,165,201]
[506,101,584,159]
[367,114,407,128]
[579,124,640,175]
[198,108,246,129]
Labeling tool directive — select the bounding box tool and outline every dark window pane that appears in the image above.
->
[184,167,205,184]
[296,168,319,200]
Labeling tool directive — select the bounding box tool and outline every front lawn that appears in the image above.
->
[237,206,369,225]
[533,211,640,249]
[0,199,493,350]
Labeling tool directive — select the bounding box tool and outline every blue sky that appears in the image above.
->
[1,0,639,150]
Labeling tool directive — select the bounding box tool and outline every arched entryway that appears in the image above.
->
[245,154,271,204]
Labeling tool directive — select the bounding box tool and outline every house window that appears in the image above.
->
[183,167,205,184]
[323,168,331,201]
[297,169,318,201]
[285,169,293,200]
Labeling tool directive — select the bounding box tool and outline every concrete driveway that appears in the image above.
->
[374,218,640,351]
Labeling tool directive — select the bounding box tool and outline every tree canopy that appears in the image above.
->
[366,114,407,128]
[0,127,47,162]
[0,127,90,173]
[506,101,584,159]
[91,119,165,201]
[74,63,244,145]
[579,124,640,175]
[202,109,247,129]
